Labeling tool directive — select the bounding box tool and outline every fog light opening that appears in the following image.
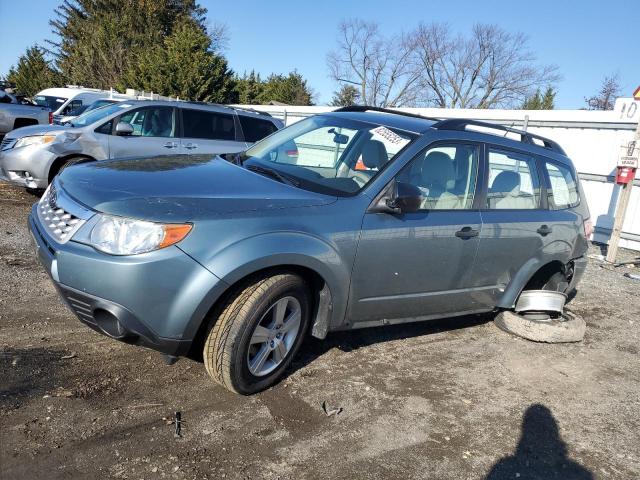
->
[93,308,129,339]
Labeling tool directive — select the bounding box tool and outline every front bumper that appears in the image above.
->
[29,207,227,356]
[0,143,55,189]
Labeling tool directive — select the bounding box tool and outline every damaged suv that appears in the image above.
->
[28,107,591,394]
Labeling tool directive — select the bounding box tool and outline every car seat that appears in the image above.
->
[488,171,535,209]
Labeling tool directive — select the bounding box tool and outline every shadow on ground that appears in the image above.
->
[290,312,494,373]
[485,404,593,480]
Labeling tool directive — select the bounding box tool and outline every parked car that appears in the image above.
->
[0,100,283,189]
[33,87,133,124]
[28,106,590,394]
[0,90,51,140]
[54,98,124,125]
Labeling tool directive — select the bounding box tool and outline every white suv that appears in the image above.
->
[0,100,284,189]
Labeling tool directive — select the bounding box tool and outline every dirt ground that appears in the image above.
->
[0,181,639,480]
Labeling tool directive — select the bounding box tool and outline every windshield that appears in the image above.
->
[34,95,67,110]
[86,99,116,112]
[237,116,415,196]
[70,102,133,127]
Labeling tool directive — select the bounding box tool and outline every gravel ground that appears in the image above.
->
[0,181,639,480]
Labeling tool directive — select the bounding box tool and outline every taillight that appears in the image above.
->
[285,149,298,158]
[583,218,594,238]
[48,112,53,124]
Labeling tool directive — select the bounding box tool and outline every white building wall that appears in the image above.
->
[235,104,640,251]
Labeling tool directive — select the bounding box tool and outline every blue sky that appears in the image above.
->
[0,0,637,108]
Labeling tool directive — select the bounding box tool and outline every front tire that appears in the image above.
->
[203,273,310,395]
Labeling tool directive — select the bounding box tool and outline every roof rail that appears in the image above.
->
[333,105,440,122]
[433,118,566,154]
[232,106,273,118]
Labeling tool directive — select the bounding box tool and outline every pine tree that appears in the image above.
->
[48,0,210,90]
[131,20,236,102]
[234,71,265,104]
[331,85,360,106]
[522,87,555,110]
[6,45,61,97]
[258,72,314,105]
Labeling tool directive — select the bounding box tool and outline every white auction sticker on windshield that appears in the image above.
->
[371,126,404,144]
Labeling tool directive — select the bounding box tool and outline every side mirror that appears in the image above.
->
[391,181,422,213]
[115,121,134,136]
[369,179,422,214]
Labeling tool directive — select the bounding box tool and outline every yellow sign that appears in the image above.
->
[634,86,640,100]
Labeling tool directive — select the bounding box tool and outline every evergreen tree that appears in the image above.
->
[331,85,360,106]
[6,45,61,97]
[522,86,555,110]
[234,71,265,104]
[258,72,314,105]
[131,21,236,102]
[48,0,210,90]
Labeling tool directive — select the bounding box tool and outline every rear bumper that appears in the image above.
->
[28,208,226,356]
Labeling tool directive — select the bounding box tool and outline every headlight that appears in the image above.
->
[14,135,56,149]
[88,214,192,255]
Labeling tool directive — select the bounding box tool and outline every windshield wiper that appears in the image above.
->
[246,164,300,187]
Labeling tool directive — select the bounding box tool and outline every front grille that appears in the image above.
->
[1,137,15,151]
[36,183,88,244]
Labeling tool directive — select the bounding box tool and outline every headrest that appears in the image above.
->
[422,151,455,189]
[491,171,521,195]
[361,140,388,169]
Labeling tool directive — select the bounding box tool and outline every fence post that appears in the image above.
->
[606,119,640,263]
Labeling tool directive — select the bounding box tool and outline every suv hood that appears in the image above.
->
[7,124,71,138]
[58,155,336,222]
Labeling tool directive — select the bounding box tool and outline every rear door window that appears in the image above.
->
[544,161,579,209]
[486,149,541,209]
[239,116,278,142]
[182,109,236,141]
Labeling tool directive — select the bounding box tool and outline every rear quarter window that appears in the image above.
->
[239,116,278,143]
[544,161,580,209]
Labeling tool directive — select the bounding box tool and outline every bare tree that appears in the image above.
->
[410,23,560,108]
[327,19,421,107]
[585,74,621,110]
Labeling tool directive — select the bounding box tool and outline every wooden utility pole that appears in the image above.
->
[606,119,640,263]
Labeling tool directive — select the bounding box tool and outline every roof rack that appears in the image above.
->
[231,106,273,118]
[180,101,273,118]
[333,105,440,122]
[433,118,565,154]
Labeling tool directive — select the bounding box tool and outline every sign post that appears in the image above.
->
[606,99,640,262]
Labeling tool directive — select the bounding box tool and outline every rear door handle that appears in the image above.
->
[184,143,198,150]
[163,141,178,149]
[455,226,479,239]
[537,225,553,236]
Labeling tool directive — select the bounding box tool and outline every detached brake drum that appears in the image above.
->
[494,290,586,343]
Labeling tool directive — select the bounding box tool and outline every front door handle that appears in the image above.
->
[184,143,198,150]
[163,141,178,149]
[537,225,553,236]
[455,226,479,239]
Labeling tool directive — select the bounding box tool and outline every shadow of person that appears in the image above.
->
[485,404,593,480]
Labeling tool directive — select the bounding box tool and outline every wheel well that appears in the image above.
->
[186,265,327,361]
[48,155,94,183]
[522,261,568,291]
